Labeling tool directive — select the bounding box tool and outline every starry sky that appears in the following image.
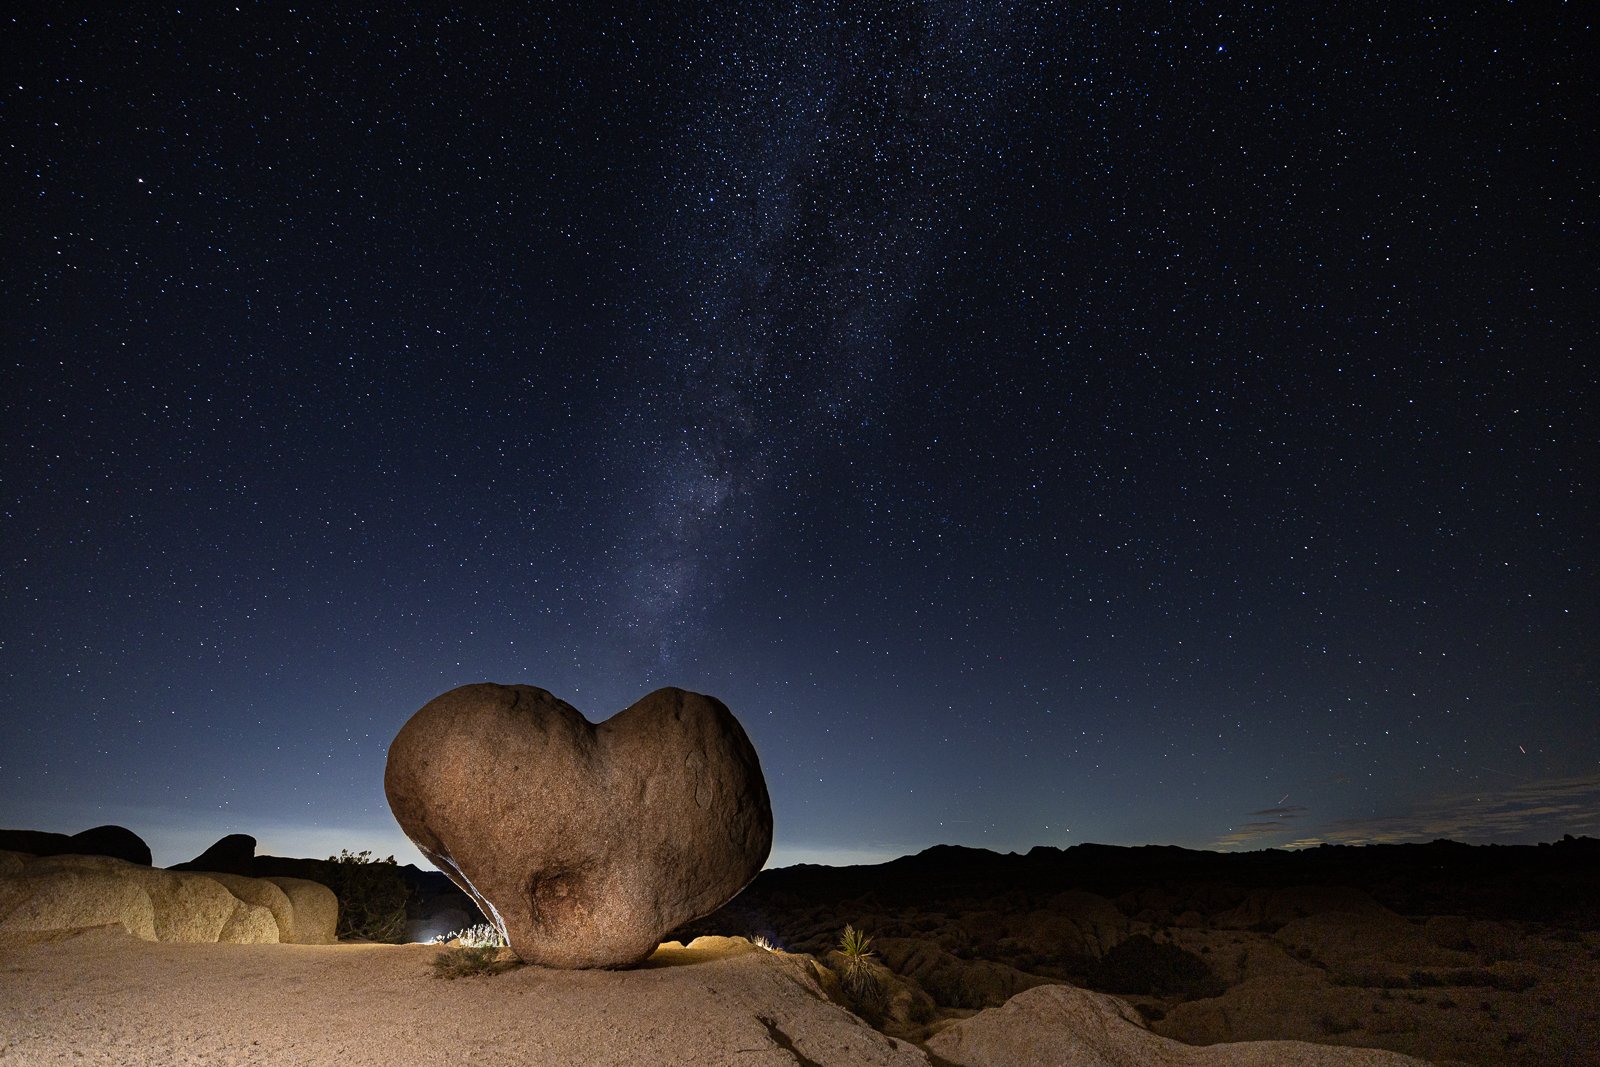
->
[3,5,1596,869]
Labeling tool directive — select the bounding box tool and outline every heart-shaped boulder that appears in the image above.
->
[384,684,772,967]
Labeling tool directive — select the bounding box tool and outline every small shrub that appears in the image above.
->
[434,922,506,949]
[326,849,409,943]
[432,945,514,979]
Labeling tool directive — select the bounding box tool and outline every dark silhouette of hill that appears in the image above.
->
[714,836,1600,928]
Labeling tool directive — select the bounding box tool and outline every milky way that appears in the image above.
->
[604,5,1046,667]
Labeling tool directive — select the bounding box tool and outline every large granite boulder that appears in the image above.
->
[0,852,334,944]
[0,854,157,940]
[131,861,262,942]
[202,872,295,942]
[385,683,772,968]
[265,877,338,944]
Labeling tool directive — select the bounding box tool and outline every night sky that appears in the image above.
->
[3,5,1596,869]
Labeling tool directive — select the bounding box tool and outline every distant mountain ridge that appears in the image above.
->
[5,825,1596,925]
[731,835,1600,927]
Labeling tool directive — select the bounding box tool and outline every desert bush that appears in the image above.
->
[1087,934,1224,1000]
[435,922,506,949]
[432,945,516,979]
[326,849,409,943]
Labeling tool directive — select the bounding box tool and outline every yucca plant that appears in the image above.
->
[837,924,884,1007]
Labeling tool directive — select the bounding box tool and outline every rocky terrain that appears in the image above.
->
[3,826,1595,1065]
[1,930,1426,1066]
[672,837,1600,1066]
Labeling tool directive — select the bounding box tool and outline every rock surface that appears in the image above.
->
[385,683,772,968]
[0,851,335,945]
[926,984,1427,1066]
[200,872,294,941]
[265,877,339,944]
[0,932,1443,1067]
[0,934,927,1067]
[876,936,1057,1008]
[0,854,157,941]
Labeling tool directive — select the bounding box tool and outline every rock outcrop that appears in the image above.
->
[265,877,341,944]
[0,825,152,866]
[0,851,157,941]
[170,833,258,876]
[925,983,1428,1066]
[0,851,336,944]
[385,683,772,968]
[876,936,1058,1009]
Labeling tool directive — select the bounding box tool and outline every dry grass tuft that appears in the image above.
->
[431,945,519,979]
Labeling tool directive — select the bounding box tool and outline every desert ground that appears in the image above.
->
[3,833,1597,1065]
[2,929,1434,1067]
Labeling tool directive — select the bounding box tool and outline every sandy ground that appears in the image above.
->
[0,931,925,1067]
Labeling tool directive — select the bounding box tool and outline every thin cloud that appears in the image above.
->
[1288,774,1600,848]
[1212,805,1309,848]
[1213,821,1292,848]
[1213,774,1600,851]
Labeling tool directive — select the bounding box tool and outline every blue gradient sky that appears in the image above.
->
[3,5,1595,868]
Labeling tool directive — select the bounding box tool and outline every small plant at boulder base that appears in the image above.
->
[326,849,409,943]
[837,925,885,1009]
[430,921,516,978]
[432,922,507,949]
[432,943,517,979]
